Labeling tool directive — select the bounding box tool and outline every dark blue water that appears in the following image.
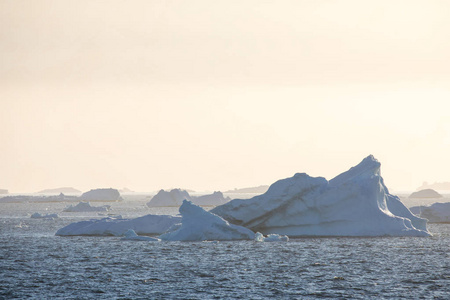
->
[1,209,449,299]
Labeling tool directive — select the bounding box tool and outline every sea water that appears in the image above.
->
[0,199,449,299]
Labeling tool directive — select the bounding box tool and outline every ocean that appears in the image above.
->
[0,197,449,299]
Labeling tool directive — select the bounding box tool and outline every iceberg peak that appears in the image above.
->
[212,155,430,237]
[329,154,380,187]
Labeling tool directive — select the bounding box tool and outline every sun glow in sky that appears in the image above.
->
[1,0,450,193]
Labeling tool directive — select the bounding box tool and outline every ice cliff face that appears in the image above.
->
[211,155,430,237]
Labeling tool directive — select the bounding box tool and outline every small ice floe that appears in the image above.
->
[255,232,289,242]
[15,222,29,228]
[121,229,160,242]
[30,212,59,219]
[63,202,111,212]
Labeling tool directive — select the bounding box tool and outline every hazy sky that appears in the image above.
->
[1,0,450,193]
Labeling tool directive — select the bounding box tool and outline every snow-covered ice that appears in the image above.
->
[410,202,450,223]
[80,188,123,201]
[55,214,181,236]
[30,212,59,219]
[212,155,430,237]
[121,229,160,241]
[159,200,256,241]
[63,202,111,212]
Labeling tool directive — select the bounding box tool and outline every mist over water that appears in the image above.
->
[1,199,449,299]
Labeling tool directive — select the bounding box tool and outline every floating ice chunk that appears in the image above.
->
[159,200,256,241]
[147,189,231,207]
[191,191,231,206]
[255,232,289,242]
[30,212,59,219]
[121,229,160,241]
[147,189,192,207]
[212,155,430,237]
[63,202,111,212]
[410,202,450,223]
[55,214,181,236]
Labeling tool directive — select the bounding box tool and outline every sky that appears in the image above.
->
[1,0,450,193]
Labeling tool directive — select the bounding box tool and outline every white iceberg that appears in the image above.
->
[55,214,181,236]
[80,188,123,201]
[159,200,256,241]
[63,202,111,212]
[147,189,192,207]
[121,229,160,241]
[30,212,59,219]
[211,155,430,237]
[410,202,450,223]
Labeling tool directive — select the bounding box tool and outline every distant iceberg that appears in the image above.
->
[0,193,78,203]
[63,202,111,212]
[409,189,442,199]
[147,189,230,207]
[211,155,430,237]
[37,187,81,194]
[55,214,181,236]
[80,188,123,201]
[30,212,59,219]
[410,202,450,223]
[191,191,231,206]
[0,188,122,203]
[147,189,192,207]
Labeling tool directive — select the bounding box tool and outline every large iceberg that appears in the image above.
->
[159,200,256,241]
[410,202,450,223]
[211,155,430,237]
[55,214,181,236]
[63,202,111,212]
